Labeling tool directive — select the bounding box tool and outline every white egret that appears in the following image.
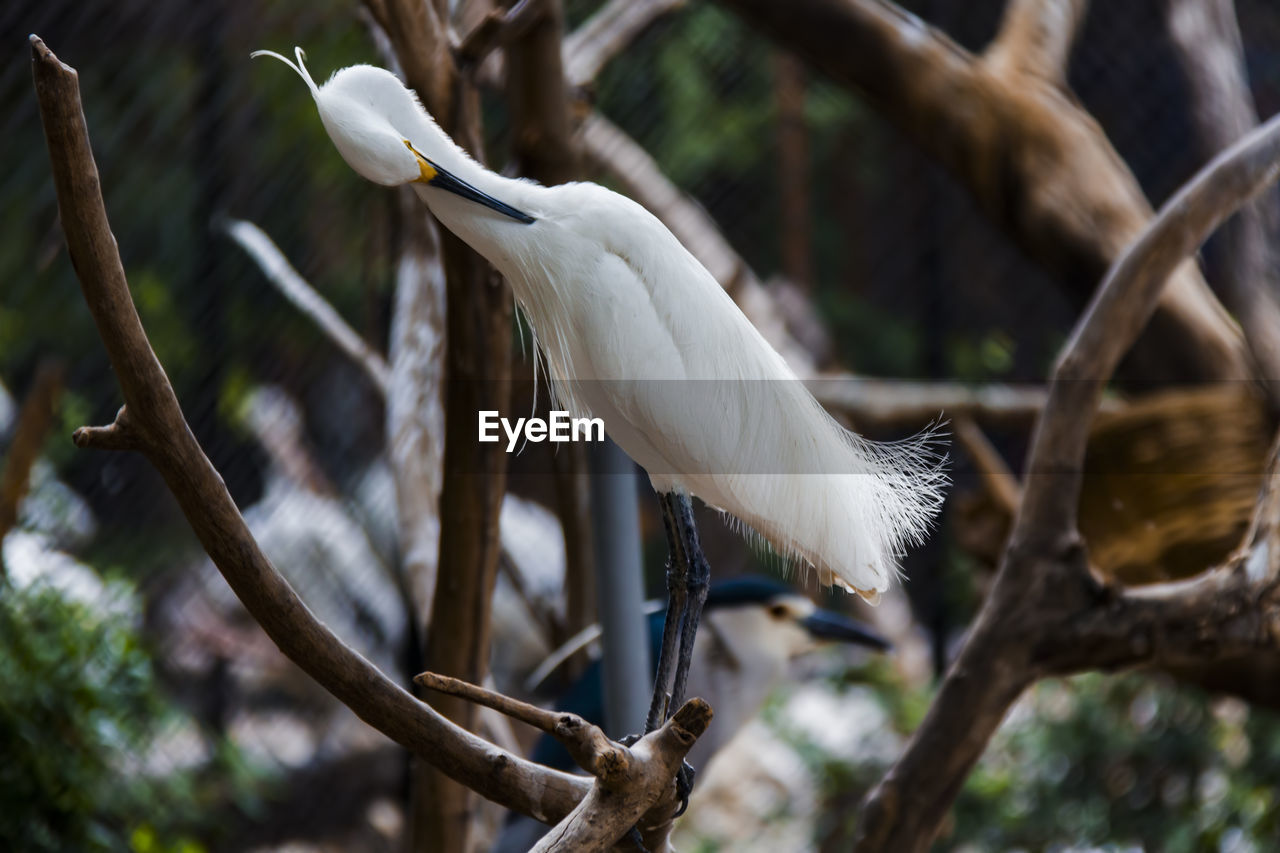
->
[252,48,945,753]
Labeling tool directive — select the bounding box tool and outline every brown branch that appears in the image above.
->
[985,0,1087,85]
[224,219,391,396]
[532,699,713,853]
[1166,0,1280,405]
[1019,108,1280,540]
[715,0,1252,386]
[456,0,547,71]
[31,31,587,828]
[418,672,626,777]
[806,376,1123,428]
[953,415,1020,516]
[0,361,64,551]
[360,3,517,848]
[71,407,142,452]
[418,671,715,851]
[854,81,1280,853]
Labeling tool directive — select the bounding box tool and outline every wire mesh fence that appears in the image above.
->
[4,0,1280,850]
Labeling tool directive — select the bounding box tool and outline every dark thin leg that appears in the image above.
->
[668,494,710,713]
[645,492,688,733]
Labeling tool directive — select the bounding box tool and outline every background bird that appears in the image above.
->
[252,48,944,744]
[496,576,890,852]
[530,576,889,772]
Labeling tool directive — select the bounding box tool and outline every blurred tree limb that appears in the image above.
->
[0,361,63,561]
[715,0,1255,387]
[362,0,515,848]
[1166,0,1280,406]
[854,88,1280,852]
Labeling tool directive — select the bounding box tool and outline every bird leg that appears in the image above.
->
[644,492,709,816]
[646,492,691,732]
[668,493,710,714]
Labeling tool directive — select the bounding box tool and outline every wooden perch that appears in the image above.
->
[852,73,1280,852]
[30,31,587,829]
[715,0,1253,386]
[417,670,713,851]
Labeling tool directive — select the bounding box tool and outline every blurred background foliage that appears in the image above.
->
[4,0,1280,850]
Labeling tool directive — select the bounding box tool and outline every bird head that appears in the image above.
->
[704,577,891,659]
[252,48,534,222]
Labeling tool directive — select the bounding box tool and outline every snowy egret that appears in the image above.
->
[252,49,944,743]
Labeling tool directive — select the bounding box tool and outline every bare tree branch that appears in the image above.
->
[985,0,1088,85]
[532,699,713,853]
[563,0,685,87]
[854,80,1280,853]
[31,29,587,829]
[361,3,518,847]
[1019,110,1280,539]
[224,219,391,395]
[715,0,1253,386]
[0,361,64,555]
[1166,0,1280,404]
[807,377,1122,428]
[953,415,1021,516]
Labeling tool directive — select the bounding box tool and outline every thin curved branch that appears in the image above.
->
[854,71,1280,853]
[31,32,587,825]
[1167,0,1280,404]
[806,377,1123,428]
[224,219,391,395]
[1019,108,1280,539]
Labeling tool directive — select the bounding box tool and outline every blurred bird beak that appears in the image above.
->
[800,609,891,651]
[406,142,535,223]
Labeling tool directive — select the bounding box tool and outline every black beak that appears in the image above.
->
[800,609,892,651]
[429,165,536,224]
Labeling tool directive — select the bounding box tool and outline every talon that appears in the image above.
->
[673,758,697,817]
[625,825,650,852]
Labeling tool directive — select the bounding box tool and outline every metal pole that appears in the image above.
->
[589,437,651,736]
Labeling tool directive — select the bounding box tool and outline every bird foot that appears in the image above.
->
[617,735,696,819]
[673,759,696,817]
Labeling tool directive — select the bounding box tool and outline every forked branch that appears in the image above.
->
[854,71,1280,853]
[31,31,588,828]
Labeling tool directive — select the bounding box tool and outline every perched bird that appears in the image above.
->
[531,576,889,772]
[253,49,944,742]
[495,576,889,852]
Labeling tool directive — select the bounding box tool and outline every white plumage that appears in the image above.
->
[253,50,946,602]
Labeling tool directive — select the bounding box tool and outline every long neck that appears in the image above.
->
[403,117,543,277]
[396,99,533,213]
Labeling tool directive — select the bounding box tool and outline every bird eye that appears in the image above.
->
[767,603,790,620]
